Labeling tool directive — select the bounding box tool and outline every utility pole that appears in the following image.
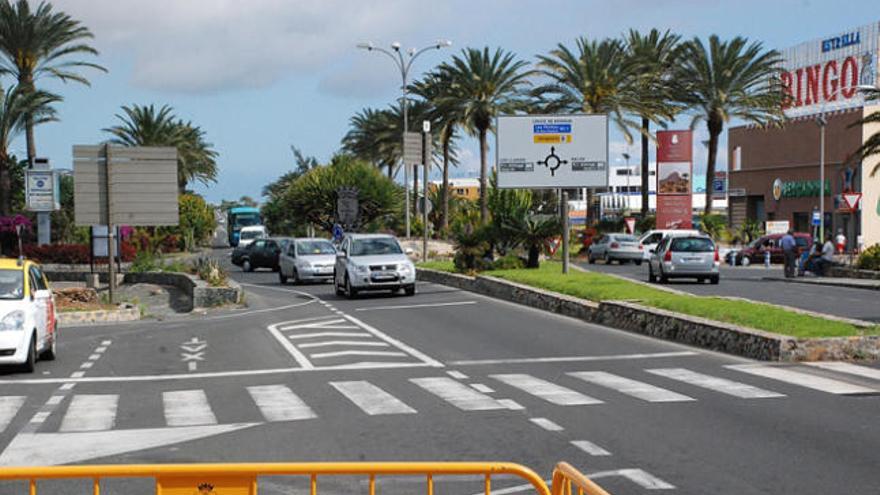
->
[103,143,116,304]
[422,120,430,261]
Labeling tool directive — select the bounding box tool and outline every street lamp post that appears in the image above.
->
[357,39,452,239]
[622,152,631,211]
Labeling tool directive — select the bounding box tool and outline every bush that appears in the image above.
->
[18,242,136,264]
[490,253,525,270]
[192,257,229,287]
[856,244,880,271]
[451,210,490,273]
[699,213,727,241]
[636,215,655,234]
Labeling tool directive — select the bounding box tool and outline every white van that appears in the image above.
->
[638,229,700,259]
[238,225,269,247]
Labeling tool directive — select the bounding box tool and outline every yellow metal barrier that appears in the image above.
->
[0,462,559,495]
[551,462,612,495]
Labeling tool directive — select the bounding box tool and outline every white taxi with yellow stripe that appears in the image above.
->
[0,258,57,372]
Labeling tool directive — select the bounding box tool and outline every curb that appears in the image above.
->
[418,268,880,361]
[760,276,880,291]
[58,306,140,327]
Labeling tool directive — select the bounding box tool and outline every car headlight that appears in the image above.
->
[0,311,25,332]
[399,263,414,274]
[296,260,312,269]
[352,263,369,274]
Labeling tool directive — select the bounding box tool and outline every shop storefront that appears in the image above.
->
[728,21,880,251]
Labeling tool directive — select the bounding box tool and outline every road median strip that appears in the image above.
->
[417,262,880,361]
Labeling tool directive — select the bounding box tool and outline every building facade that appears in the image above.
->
[728,21,880,250]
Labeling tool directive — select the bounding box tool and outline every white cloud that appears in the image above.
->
[54,0,438,93]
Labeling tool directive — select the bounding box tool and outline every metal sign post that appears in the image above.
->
[562,192,569,274]
[422,121,431,262]
[104,144,116,304]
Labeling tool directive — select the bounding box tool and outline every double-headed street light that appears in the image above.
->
[357,39,452,238]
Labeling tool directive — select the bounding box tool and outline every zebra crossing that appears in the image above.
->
[0,363,876,435]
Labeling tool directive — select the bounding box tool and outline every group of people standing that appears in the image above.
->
[780,230,838,278]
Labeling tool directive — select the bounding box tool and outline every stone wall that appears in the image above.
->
[829,266,880,280]
[58,306,140,326]
[418,267,880,361]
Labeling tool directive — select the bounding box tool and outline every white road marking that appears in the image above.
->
[163,390,217,426]
[277,315,339,327]
[449,351,699,366]
[100,340,112,346]
[497,399,525,410]
[298,340,391,349]
[726,365,877,395]
[287,332,373,340]
[79,362,93,369]
[411,377,508,411]
[59,383,75,391]
[491,374,604,405]
[46,396,64,406]
[470,383,495,394]
[341,314,445,368]
[282,319,352,330]
[529,417,564,431]
[590,468,676,490]
[94,347,108,354]
[59,395,118,432]
[247,385,316,422]
[446,371,468,380]
[70,371,85,378]
[0,423,258,466]
[0,397,25,432]
[646,368,785,399]
[330,381,417,415]
[805,362,880,381]
[569,371,696,402]
[571,440,611,456]
[354,301,477,312]
[30,411,50,424]
[309,350,409,359]
[187,362,197,372]
[88,354,101,361]
[266,323,315,369]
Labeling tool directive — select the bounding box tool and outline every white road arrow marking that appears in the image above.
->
[181,337,207,372]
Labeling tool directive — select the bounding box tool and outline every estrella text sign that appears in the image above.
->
[534,134,572,144]
[533,124,572,134]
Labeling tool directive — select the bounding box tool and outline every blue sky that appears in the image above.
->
[12,0,877,203]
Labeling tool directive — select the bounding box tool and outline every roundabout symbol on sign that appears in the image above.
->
[538,146,568,177]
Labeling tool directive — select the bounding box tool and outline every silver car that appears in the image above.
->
[278,238,337,284]
[648,234,720,284]
[334,234,416,298]
[587,234,644,265]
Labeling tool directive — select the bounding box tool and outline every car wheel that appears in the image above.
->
[22,334,36,373]
[635,260,642,266]
[345,274,358,299]
[404,285,416,296]
[40,331,57,361]
[603,253,611,264]
[710,276,720,285]
[588,253,595,264]
[242,259,252,272]
[278,270,288,285]
[648,265,657,283]
[740,256,750,267]
[658,268,668,284]
[334,271,345,296]
[291,269,299,285]
[272,264,280,273]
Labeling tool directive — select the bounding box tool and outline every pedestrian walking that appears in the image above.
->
[780,230,798,278]
[814,233,836,276]
[835,229,846,254]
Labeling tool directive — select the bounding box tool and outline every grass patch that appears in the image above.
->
[488,262,878,338]
[418,260,456,272]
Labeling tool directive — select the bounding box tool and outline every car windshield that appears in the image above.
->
[297,241,335,255]
[0,269,24,300]
[671,237,715,252]
[350,238,402,256]
[240,230,263,240]
[234,215,260,228]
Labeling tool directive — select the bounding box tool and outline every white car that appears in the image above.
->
[638,229,700,260]
[0,258,57,372]
[279,238,337,284]
[334,234,416,298]
[237,225,269,247]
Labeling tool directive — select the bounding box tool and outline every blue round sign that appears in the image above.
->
[36,180,45,188]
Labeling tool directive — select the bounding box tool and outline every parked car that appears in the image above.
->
[648,234,720,284]
[232,238,283,272]
[334,234,416,298]
[735,233,812,265]
[237,225,269,247]
[279,238,337,285]
[0,258,57,372]
[638,229,700,260]
[587,234,644,265]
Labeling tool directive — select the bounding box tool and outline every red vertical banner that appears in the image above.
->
[656,130,693,229]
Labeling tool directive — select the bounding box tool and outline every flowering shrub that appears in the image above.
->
[0,215,33,233]
[14,242,137,264]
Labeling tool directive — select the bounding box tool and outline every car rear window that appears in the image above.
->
[670,237,715,252]
[614,235,638,243]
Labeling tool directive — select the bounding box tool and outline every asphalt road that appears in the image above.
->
[575,257,880,323]
[0,251,878,495]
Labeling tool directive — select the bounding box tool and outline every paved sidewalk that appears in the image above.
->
[762,275,880,291]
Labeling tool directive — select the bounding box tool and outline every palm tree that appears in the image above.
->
[437,47,531,223]
[342,107,397,176]
[674,35,786,214]
[411,71,462,232]
[104,104,218,194]
[534,37,640,223]
[624,29,682,216]
[0,85,57,215]
[0,0,106,166]
[850,87,880,176]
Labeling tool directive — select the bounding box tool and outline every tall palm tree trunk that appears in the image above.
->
[704,117,723,215]
[387,163,393,179]
[479,127,488,223]
[441,136,450,232]
[0,152,10,216]
[20,75,36,167]
[640,117,650,217]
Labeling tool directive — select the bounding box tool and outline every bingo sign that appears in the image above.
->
[780,22,879,118]
[656,130,693,230]
[496,114,609,189]
[25,170,59,212]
